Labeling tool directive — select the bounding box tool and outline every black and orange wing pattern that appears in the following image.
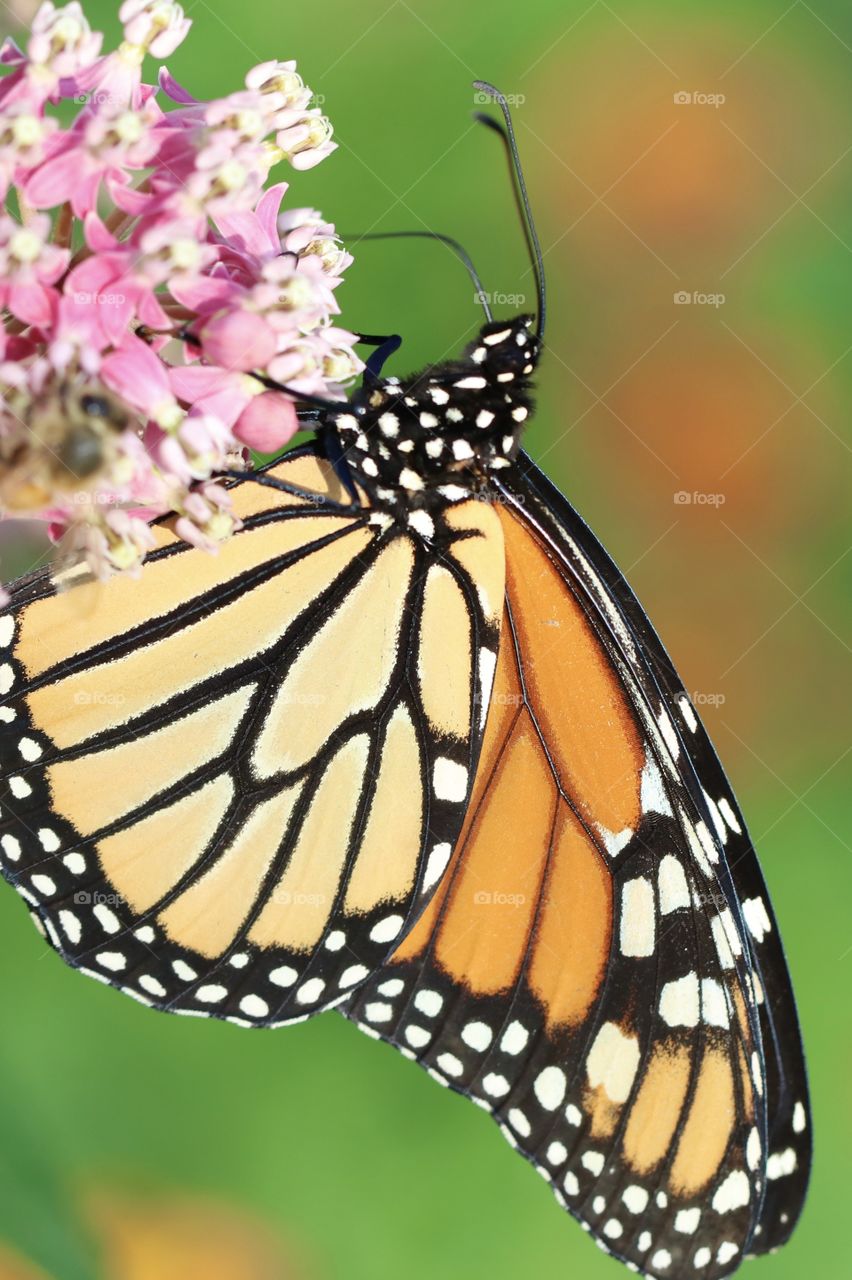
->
[343,453,810,1277]
[0,448,505,1025]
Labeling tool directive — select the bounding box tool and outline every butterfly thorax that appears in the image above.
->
[332,315,539,515]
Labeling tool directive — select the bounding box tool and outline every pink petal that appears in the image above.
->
[158,66,198,104]
[234,391,298,452]
[84,212,119,252]
[101,335,170,414]
[98,288,136,347]
[105,172,152,216]
[8,280,56,327]
[0,38,25,67]
[290,145,338,171]
[169,365,236,400]
[137,291,171,330]
[201,310,277,372]
[170,275,239,313]
[71,170,102,219]
[24,148,83,208]
[65,254,120,296]
[255,182,288,246]
[213,208,269,258]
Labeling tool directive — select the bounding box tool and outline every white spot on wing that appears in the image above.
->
[658,855,689,914]
[240,995,268,1018]
[659,973,700,1027]
[675,1208,701,1235]
[370,914,404,944]
[622,1185,648,1214]
[767,1148,797,1179]
[597,825,633,858]
[678,693,698,732]
[500,1021,528,1055]
[742,896,772,944]
[422,842,451,892]
[718,797,742,835]
[701,978,730,1028]
[408,510,434,540]
[414,989,442,1017]
[433,758,468,802]
[586,1022,640,1103]
[640,752,673,817]
[533,1066,566,1110]
[619,878,655,956]
[339,964,368,988]
[658,708,680,759]
[712,1170,750,1213]
[703,790,728,845]
[478,648,497,729]
[58,910,82,944]
[269,965,298,987]
[461,1021,492,1051]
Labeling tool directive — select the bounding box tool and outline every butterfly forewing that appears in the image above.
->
[343,463,810,1277]
[0,448,504,1025]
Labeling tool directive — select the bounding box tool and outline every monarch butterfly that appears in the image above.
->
[0,83,809,1277]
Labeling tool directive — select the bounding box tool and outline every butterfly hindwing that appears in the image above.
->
[505,455,812,1254]
[0,448,504,1025]
[343,458,809,1276]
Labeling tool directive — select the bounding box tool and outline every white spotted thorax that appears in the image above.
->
[332,315,539,512]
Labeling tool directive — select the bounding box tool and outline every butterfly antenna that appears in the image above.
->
[472,80,546,341]
[344,229,493,322]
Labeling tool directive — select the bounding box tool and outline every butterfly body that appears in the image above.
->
[331,315,539,519]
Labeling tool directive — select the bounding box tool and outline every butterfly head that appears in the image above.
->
[334,314,539,512]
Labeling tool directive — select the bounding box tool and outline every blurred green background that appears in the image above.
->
[0,1,849,1277]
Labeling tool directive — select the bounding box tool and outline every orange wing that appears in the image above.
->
[0,450,505,1026]
[344,496,793,1278]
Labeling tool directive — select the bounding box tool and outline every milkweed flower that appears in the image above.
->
[0,1,359,580]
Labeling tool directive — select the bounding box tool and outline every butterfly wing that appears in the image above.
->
[342,453,810,1276]
[508,457,812,1256]
[0,446,504,1026]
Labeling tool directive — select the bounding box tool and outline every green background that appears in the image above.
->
[0,1,849,1277]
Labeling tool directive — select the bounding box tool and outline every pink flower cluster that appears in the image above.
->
[0,1,359,576]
